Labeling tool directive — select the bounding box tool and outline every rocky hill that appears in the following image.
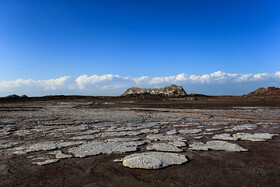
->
[246,87,280,96]
[122,84,187,97]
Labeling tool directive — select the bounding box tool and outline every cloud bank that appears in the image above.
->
[0,71,280,96]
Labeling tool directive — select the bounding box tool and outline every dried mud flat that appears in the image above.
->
[0,97,280,186]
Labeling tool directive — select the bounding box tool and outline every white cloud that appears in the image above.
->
[0,76,71,91]
[132,76,149,85]
[0,71,279,96]
[43,76,72,90]
[75,74,128,89]
[175,73,188,81]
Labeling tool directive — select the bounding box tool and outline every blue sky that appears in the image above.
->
[0,0,279,96]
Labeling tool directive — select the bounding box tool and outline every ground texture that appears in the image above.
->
[0,96,280,186]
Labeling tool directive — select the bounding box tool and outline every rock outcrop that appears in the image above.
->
[122,84,186,97]
[246,87,280,96]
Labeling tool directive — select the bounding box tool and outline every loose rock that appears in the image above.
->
[166,129,177,135]
[32,159,59,166]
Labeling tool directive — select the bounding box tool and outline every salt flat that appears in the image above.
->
[0,97,279,186]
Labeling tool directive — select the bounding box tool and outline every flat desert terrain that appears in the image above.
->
[0,96,280,186]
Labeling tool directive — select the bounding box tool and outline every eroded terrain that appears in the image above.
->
[0,98,279,186]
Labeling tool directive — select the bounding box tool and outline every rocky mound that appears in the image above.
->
[1,94,29,99]
[122,84,187,97]
[246,87,280,96]
[5,94,21,98]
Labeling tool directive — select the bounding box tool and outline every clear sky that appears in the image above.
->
[0,0,279,96]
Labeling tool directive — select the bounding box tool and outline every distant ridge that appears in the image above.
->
[4,94,28,98]
[246,87,280,96]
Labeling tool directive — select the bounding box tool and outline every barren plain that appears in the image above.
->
[0,96,280,186]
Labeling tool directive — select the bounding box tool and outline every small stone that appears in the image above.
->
[113,158,124,163]
[166,130,177,135]
[32,159,58,166]
[194,136,204,140]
